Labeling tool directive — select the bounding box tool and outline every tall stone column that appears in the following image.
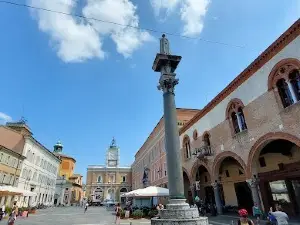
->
[151,34,208,225]
[247,178,261,208]
[212,182,223,215]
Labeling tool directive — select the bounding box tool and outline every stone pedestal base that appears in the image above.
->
[151,199,209,225]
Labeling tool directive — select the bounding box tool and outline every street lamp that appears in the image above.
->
[151,35,208,225]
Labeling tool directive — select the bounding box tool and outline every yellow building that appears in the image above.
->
[0,145,26,206]
[53,141,84,206]
[86,139,131,204]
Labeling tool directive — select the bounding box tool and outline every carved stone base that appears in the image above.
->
[151,199,209,225]
[151,217,209,225]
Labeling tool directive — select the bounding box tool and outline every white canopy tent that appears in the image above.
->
[121,186,169,198]
[0,186,37,197]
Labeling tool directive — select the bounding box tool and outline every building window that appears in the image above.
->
[268,59,300,108]
[226,99,247,135]
[225,170,230,177]
[122,176,126,182]
[259,157,266,167]
[193,130,198,140]
[97,176,102,183]
[203,133,211,147]
[183,136,191,159]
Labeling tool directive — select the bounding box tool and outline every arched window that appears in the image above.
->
[226,99,247,135]
[97,176,102,183]
[268,59,300,108]
[183,136,191,159]
[203,133,211,147]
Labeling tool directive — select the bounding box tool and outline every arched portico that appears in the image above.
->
[212,151,251,213]
[247,132,300,216]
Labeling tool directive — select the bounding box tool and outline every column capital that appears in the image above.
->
[157,72,179,94]
[246,178,259,187]
[211,182,219,189]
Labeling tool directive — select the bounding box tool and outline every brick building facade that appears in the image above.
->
[132,19,300,216]
[131,108,200,190]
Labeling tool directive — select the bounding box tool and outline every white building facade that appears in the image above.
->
[18,136,60,207]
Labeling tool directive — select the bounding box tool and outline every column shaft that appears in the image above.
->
[247,179,261,208]
[213,184,223,215]
[163,91,184,199]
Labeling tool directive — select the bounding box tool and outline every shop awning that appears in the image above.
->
[0,186,37,197]
[121,186,169,197]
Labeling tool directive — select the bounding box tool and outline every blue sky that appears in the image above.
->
[0,0,299,181]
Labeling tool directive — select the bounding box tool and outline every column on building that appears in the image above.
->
[247,178,261,208]
[212,182,223,215]
[190,185,195,203]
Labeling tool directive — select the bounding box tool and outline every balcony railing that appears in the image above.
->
[193,145,213,159]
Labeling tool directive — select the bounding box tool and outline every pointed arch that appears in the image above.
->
[268,58,300,90]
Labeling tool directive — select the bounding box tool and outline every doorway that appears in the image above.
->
[234,181,253,213]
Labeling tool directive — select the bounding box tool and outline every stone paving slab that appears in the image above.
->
[0,207,298,225]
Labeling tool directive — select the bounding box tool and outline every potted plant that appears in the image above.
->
[120,210,125,219]
[132,209,143,219]
[29,207,36,214]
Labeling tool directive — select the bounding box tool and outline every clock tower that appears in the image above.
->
[106,138,120,167]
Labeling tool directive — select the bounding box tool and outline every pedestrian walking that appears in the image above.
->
[237,209,254,225]
[7,210,16,225]
[269,206,288,225]
[84,203,88,213]
[115,203,121,225]
[252,203,262,225]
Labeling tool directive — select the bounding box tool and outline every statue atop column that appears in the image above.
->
[160,34,170,55]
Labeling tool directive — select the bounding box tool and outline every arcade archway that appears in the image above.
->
[93,187,103,203]
[194,165,213,204]
[248,135,300,216]
[214,154,252,212]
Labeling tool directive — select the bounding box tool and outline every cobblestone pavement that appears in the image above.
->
[0,207,298,225]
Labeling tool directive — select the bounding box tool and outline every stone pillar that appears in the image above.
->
[190,185,195,203]
[247,178,261,208]
[286,80,298,103]
[151,34,208,225]
[212,182,223,215]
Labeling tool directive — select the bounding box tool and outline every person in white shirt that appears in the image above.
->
[269,205,289,225]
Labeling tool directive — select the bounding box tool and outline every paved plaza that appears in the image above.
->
[0,207,299,225]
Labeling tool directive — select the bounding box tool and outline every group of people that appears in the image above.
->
[239,204,289,225]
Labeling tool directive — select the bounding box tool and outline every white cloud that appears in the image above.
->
[150,0,210,37]
[180,0,210,37]
[29,0,152,62]
[150,0,180,18]
[83,0,153,58]
[0,112,12,124]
